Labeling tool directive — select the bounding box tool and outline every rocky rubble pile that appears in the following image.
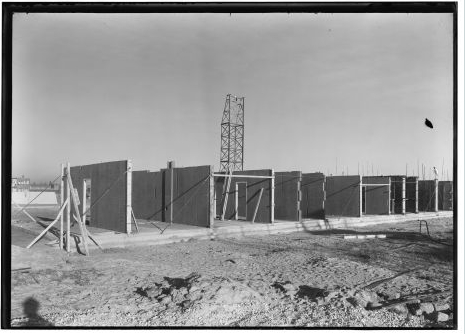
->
[270,280,453,325]
[134,272,264,311]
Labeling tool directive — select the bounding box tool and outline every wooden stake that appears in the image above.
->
[66,163,71,253]
[60,163,64,249]
[234,183,238,220]
[270,169,275,223]
[67,165,90,256]
[82,179,87,226]
[126,160,132,234]
[12,201,37,223]
[252,188,264,223]
[131,208,139,233]
[85,229,104,251]
[209,167,215,228]
[221,171,233,221]
[27,199,68,249]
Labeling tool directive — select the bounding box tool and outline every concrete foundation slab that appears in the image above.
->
[79,211,452,250]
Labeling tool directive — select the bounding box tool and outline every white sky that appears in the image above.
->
[12,12,454,182]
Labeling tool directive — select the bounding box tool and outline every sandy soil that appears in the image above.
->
[10,216,455,328]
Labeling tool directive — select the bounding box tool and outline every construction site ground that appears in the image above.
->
[10,207,455,328]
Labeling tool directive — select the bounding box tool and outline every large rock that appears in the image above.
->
[353,290,380,308]
[390,304,409,316]
[434,303,450,312]
[419,303,435,314]
[436,312,449,322]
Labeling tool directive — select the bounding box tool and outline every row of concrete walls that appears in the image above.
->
[362,176,391,215]
[132,165,212,227]
[69,160,129,233]
[215,170,272,223]
[300,173,325,219]
[325,176,362,217]
[274,171,301,221]
[438,181,453,210]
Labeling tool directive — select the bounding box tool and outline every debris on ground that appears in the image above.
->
[10,217,454,327]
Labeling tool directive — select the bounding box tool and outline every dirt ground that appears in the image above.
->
[10,213,455,328]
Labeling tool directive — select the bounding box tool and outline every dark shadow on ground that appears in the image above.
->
[15,297,53,327]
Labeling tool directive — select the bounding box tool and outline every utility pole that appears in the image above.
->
[168,161,175,225]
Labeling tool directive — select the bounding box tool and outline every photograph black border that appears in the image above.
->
[2,2,458,330]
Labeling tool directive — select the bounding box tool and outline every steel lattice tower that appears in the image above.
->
[220,94,244,172]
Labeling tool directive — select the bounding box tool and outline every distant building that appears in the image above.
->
[12,176,30,192]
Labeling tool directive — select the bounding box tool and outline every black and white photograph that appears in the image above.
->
[2,2,461,329]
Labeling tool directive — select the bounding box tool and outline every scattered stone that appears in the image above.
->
[436,312,449,322]
[419,303,435,314]
[324,291,339,302]
[296,285,327,301]
[271,281,296,295]
[434,303,450,312]
[353,290,379,308]
[406,302,422,316]
[160,296,172,304]
[390,304,409,316]
[381,291,401,301]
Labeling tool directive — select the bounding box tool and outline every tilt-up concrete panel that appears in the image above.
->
[438,181,453,211]
[362,176,391,215]
[405,177,419,213]
[69,160,129,233]
[274,171,302,221]
[163,165,212,227]
[325,175,361,217]
[300,173,325,219]
[215,169,272,223]
[132,170,164,221]
[418,180,438,212]
[390,176,406,214]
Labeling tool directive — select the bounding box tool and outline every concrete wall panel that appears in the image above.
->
[301,173,325,219]
[70,160,128,233]
[405,177,418,213]
[216,169,272,223]
[165,165,212,227]
[274,171,301,221]
[132,170,163,221]
[325,176,361,217]
[363,176,391,215]
[438,181,453,211]
[418,180,438,212]
[390,176,406,214]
